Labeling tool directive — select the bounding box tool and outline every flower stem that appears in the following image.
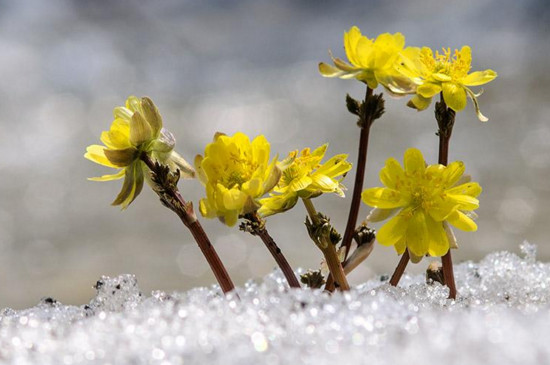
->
[302,198,350,291]
[341,86,374,259]
[436,94,457,299]
[140,154,236,295]
[247,213,301,289]
[325,85,384,292]
[389,250,410,286]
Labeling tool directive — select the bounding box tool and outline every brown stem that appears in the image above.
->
[436,94,457,299]
[324,86,374,292]
[250,213,301,288]
[140,154,236,294]
[389,250,410,286]
[341,86,374,258]
[303,198,350,291]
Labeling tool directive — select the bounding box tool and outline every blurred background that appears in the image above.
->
[0,0,548,308]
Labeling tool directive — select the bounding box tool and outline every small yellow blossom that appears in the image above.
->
[195,132,281,226]
[85,96,194,209]
[258,144,352,217]
[361,148,481,262]
[319,26,418,93]
[401,46,497,121]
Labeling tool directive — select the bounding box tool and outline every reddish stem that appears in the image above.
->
[437,94,457,299]
[141,154,236,294]
[325,86,373,292]
[389,250,410,286]
[252,214,301,289]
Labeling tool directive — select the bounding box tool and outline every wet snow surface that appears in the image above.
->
[1,243,550,365]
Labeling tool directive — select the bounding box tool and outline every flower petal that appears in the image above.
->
[319,62,345,77]
[85,145,119,168]
[361,187,404,209]
[366,207,398,223]
[104,147,138,167]
[379,157,405,189]
[462,70,497,86]
[403,148,425,175]
[407,95,432,111]
[425,214,449,257]
[417,82,442,98]
[129,112,153,146]
[442,82,467,112]
[405,210,429,257]
[442,161,465,188]
[377,213,408,247]
[140,97,163,137]
[111,162,144,209]
[465,87,489,122]
[88,169,125,182]
[447,210,478,231]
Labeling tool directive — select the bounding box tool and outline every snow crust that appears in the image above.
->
[1,242,550,365]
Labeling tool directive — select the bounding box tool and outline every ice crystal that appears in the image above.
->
[1,244,550,365]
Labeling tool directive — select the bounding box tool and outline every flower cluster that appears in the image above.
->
[320,26,497,121]
[401,46,497,121]
[85,96,194,209]
[362,148,481,262]
[259,144,352,217]
[85,25,495,297]
[194,132,281,226]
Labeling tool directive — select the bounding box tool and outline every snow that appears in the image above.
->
[1,242,550,365]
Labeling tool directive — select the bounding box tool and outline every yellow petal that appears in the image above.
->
[222,187,247,211]
[377,213,408,247]
[442,82,467,111]
[417,83,442,98]
[447,182,482,198]
[319,62,344,77]
[85,145,118,168]
[405,210,429,257]
[344,26,365,66]
[462,70,497,86]
[447,210,478,231]
[314,154,351,178]
[361,187,404,209]
[290,175,313,192]
[88,169,125,182]
[140,97,163,137]
[113,106,133,121]
[403,148,425,175]
[432,73,452,82]
[379,157,404,189]
[446,193,479,210]
[442,161,465,188]
[407,94,432,111]
[125,96,141,113]
[395,239,407,255]
[221,210,239,227]
[199,198,217,218]
[425,215,449,257]
[130,112,153,146]
[366,207,398,223]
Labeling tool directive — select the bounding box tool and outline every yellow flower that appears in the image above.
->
[402,46,497,121]
[361,148,481,262]
[85,96,195,209]
[195,132,281,226]
[258,144,352,217]
[318,26,418,93]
